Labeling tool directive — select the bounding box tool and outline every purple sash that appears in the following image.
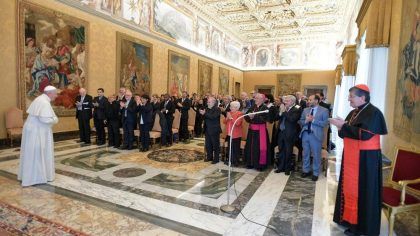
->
[249,123,267,165]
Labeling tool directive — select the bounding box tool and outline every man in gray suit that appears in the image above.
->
[299,94,329,181]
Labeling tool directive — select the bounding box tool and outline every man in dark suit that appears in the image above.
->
[200,96,221,164]
[136,94,153,152]
[160,93,175,146]
[176,91,191,142]
[272,95,301,175]
[119,90,137,150]
[295,91,307,164]
[105,94,121,148]
[75,88,93,144]
[296,91,307,111]
[93,88,108,145]
[220,95,232,117]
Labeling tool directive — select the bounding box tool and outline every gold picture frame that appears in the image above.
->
[116,32,152,96]
[168,50,190,96]
[17,0,89,116]
[198,60,212,96]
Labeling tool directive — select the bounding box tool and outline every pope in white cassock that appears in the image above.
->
[18,85,59,187]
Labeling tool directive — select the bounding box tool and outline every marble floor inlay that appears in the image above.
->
[60,150,119,172]
[263,172,316,236]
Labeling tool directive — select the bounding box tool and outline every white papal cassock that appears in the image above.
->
[18,93,58,186]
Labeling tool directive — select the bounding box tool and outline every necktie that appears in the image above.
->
[280,109,287,131]
[125,100,129,117]
[308,108,314,132]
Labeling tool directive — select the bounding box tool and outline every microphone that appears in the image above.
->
[246,110,269,115]
[220,108,269,213]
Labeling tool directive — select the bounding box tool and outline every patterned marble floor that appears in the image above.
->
[0,136,417,236]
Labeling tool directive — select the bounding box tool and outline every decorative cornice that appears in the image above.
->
[355,0,372,27]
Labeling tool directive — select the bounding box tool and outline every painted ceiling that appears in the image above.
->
[70,0,359,70]
[181,0,355,44]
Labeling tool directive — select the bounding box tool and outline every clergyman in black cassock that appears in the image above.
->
[330,84,387,236]
[244,93,271,171]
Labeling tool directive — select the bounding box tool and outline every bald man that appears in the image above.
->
[76,88,93,144]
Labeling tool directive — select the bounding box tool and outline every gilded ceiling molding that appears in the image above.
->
[341,45,357,76]
[365,0,392,48]
[335,64,343,85]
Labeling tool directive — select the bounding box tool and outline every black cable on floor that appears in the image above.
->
[229,169,281,236]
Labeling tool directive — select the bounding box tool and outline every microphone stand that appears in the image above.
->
[220,109,269,213]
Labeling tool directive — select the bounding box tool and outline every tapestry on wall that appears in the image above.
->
[276,74,302,96]
[18,0,88,116]
[116,32,151,96]
[393,0,420,146]
[168,50,190,96]
[198,60,212,96]
[218,67,230,95]
[152,0,193,43]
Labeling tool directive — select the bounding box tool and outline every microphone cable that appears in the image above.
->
[229,167,281,236]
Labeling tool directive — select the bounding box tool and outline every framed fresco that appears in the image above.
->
[198,60,212,96]
[393,0,420,146]
[255,85,275,96]
[276,74,301,96]
[17,0,88,116]
[218,67,230,95]
[255,48,270,67]
[303,85,327,97]
[152,0,193,43]
[116,32,152,96]
[168,50,190,96]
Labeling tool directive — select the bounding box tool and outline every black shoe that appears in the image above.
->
[246,166,253,169]
[344,229,360,236]
[127,147,133,150]
[139,148,144,152]
[211,161,218,164]
[285,171,290,175]
[119,146,128,150]
[204,159,212,162]
[274,169,283,173]
[301,172,311,178]
[311,175,318,181]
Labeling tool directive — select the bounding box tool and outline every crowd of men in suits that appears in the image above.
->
[75,87,332,181]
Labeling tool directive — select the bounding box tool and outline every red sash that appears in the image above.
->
[249,123,267,165]
[342,131,380,224]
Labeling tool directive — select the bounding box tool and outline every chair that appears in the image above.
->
[5,107,24,147]
[188,109,196,138]
[172,110,181,142]
[382,147,420,236]
[149,113,161,146]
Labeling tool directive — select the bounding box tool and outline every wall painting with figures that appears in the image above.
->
[116,32,152,96]
[218,67,230,95]
[18,0,88,116]
[168,50,190,97]
[198,60,212,96]
[393,0,420,146]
